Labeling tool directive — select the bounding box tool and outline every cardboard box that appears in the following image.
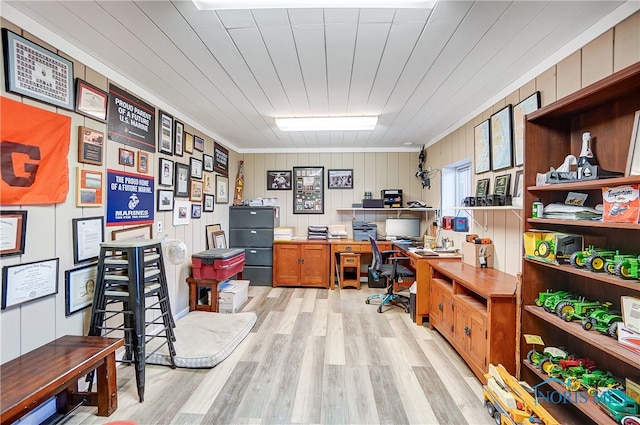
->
[626,377,640,405]
[462,242,494,268]
[523,230,583,264]
[622,296,640,334]
[218,280,249,313]
[618,323,640,355]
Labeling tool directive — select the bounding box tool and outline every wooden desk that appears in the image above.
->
[329,240,392,289]
[1,335,124,424]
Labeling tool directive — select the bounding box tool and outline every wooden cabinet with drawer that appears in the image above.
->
[273,241,330,288]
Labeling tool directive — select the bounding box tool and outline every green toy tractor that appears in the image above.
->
[606,253,640,280]
[534,290,571,311]
[580,370,621,396]
[582,304,623,338]
[556,297,603,322]
[570,246,617,272]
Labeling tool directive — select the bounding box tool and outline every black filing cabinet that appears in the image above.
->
[229,206,280,286]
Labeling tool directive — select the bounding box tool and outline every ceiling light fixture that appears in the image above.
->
[193,0,435,10]
[275,116,378,132]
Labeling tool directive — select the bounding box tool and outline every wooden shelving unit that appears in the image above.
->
[520,62,640,423]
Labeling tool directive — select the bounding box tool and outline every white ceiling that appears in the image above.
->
[3,1,639,153]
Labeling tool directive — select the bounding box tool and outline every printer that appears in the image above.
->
[352,220,377,242]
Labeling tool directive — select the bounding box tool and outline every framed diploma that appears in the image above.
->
[0,211,27,257]
[72,216,104,264]
[65,263,97,316]
[2,258,59,309]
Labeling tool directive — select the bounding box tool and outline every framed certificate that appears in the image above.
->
[0,211,27,257]
[2,258,59,309]
[65,264,97,316]
[72,216,104,264]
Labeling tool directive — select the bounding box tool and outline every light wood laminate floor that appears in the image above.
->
[68,285,493,425]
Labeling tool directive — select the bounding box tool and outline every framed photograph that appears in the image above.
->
[72,216,104,264]
[2,29,73,110]
[203,194,214,212]
[203,172,214,194]
[190,157,203,179]
[474,120,491,174]
[184,132,194,154]
[267,170,292,190]
[75,79,108,122]
[513,170,524,198]
[626,110,640,176]
[190,179,204,202]
[2,258,59,310]
[174,120,184,157]
[157,189,174,212]
[118,148,135,167]
[173,199,190,226]
[494,174,511,197]
[213,231,227,249]
[328,169,353,189]
[158,110,173,155]
[65,263,97,316]
[78,126,104,166]
[203,154,214,172]
[513,92,540,166]
[175,162,190,198]
[216,175,229,204]
[159,158,174,186]
[475,178,490,197]
[490,105,513,171]
[0,211,27,257]
[76,168,103,207]
[194,135,204,152]
[137,151,149,173]
[111,224,152,241]
[293,166,324,214]
[205,224,221,249]
[214,143,229,176]
[192,203,202,219]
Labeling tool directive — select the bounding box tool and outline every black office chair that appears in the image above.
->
[365,235,414,313]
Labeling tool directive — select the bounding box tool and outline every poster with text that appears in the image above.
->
[107,84,156,152]
[106,169,154,226]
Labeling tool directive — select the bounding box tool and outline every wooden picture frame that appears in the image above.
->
[111,224,152,241]
[213,142,229,176]
[626,110,640,176]
[203,154,214,172]
[190,157,203,179]
[267,170,292,190]
[118,148,135,167]
[328,169,353,189]
[513,92,540,166]
[75,79,108,123]
[184,132,194,154]
[203,172,214,194]
[2,258,59,310]
[216,175,229,204]
[293,166,324,214]
[475,178,490,197]
[490,105,513,171]
[174,120,184,157]
[194,135,204,152]
[76,168,103,207]
[157,189,174,211]
[474,119,491,174]
[72,216,104,264]
[158,110,173,155]
[494,174,511,197]
[2,29,74,110]
[190,179,204,202]
[205,224,221,249]
[65,263,97,316]
[0,211,27,257]
[159,158,174,186]
[78,126,104,166]
[203,194,214,212]
[175,162,190,198]
[213,231,227,249]
[137,151,149,173]
[191,203,202,219]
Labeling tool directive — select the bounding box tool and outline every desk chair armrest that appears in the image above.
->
[380,249,402,255]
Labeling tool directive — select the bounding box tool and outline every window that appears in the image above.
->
[441,159,472,218]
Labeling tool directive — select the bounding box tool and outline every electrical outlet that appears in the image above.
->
[157,221,163,233]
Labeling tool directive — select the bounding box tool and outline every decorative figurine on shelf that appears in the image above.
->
[578,132,598,180]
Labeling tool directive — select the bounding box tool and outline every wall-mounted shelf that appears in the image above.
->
[446,205,522,231]
[336,207,437,218]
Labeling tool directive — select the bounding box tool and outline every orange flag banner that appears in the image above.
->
[1,97,71,205]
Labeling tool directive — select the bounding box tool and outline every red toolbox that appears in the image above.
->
[192,248,246,280]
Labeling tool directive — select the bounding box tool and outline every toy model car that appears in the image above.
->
[582,305,623,338]
[543,293,582,315]
[570,246,617,272]
[595,388,640,425]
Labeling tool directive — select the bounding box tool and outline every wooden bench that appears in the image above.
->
[1,335,124,424]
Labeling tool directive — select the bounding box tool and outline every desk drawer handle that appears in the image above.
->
[346,246,352,251]
[464,326,471,337]
[438,303,443,312]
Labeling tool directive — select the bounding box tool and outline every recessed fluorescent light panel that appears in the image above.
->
[193,1,435,10]
[275,117,378,132]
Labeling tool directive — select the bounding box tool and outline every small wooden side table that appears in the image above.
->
[186,277,220,312]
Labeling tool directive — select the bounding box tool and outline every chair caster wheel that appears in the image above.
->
[377,306,383,313]
[404,308,410,313]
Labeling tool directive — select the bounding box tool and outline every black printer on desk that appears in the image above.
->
[352,221,377,242]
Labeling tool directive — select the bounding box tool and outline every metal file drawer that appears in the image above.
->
[229,206,280,229]
[229,229,274,248]
[242,266,272,286]
[242,248,273,266]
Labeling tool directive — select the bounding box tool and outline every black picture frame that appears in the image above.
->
[2,29,74,110]
[75,79,108,123]
[159,158,174,186]
[190,157,203,179]
[2,258,59,310]
[213,142,229,176]
[65,263,97,316]
[203,194,215,212]
[191,203,202,219]
[157,189,174,211]
[513,170,524,198]
[267,170,292,190]
[513,92,540,166]
[72,216,104,264]
[293,166,324,214]
[174,162,190,198]
[203,154,214,172]
[0,211,27,257]
[494,174,511,197]
[77,126,104,166]
[328,169,353,189]
[474,119,491,174]
[174,120,184,157]
[194,135,204,152]
[490,105,514,171]
[158,110,173,155]
[475,178,490,197]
